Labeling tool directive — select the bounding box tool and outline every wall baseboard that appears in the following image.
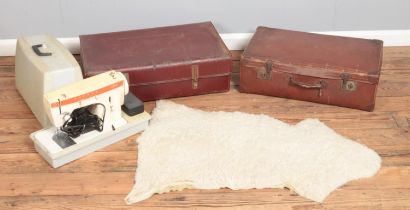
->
[1,30,409,56]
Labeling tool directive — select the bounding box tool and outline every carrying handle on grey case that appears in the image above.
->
[32,44,52,56]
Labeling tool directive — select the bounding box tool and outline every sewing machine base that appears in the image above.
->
[30,112,150,168]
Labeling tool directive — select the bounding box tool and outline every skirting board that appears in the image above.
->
[1,30,409,56]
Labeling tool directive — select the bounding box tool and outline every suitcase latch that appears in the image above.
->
[340,73,357,91]
[257,60,273,80]
[192,64,199,89]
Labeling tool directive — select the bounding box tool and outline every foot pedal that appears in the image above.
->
[122,93,144,116]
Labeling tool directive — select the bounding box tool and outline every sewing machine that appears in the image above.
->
[30,71,151,168]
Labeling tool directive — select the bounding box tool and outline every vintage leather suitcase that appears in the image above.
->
[80,22,232,101]
[240,27,383,111]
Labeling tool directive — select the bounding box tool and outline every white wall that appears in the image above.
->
[1,0,409,39]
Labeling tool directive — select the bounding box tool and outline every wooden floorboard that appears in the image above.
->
[0,47,409,209]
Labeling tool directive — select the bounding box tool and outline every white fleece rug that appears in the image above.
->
[126,100,381,204]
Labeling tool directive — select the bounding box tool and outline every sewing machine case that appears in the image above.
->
[240,27,383,111]
[80,22,232,101]
[15,35,83,128]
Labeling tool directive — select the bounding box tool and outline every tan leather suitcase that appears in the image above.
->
[240,27,383,111]
[80,22,232,102]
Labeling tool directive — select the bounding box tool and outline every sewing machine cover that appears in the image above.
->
[80,22,232,101]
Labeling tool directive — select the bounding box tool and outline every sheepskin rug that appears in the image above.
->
[126,100,381,204]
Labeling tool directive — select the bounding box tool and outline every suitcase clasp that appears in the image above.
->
[192,64,199,89]
[340,73,357,91]
[257,60,273,80]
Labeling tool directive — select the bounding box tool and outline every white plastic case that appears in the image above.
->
[15,35,83,128]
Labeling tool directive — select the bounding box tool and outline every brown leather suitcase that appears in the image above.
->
[80,22,232,101]
[240,27,383,111]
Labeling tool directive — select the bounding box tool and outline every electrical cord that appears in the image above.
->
[60,103,106,138]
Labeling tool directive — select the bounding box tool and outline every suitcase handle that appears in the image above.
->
[288,76,325,96]
[32,44,52,56]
